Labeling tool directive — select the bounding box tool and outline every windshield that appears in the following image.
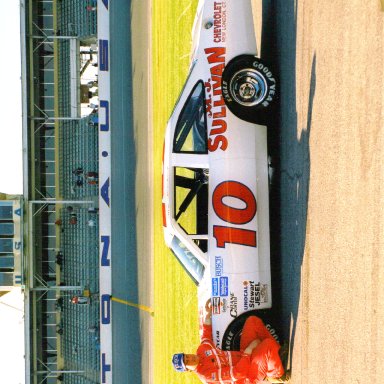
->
[170,236,205,285]
[173,81,207,153]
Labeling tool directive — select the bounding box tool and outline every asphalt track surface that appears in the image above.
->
[109,1,142,383]
[110,1,384,383]
[259,1,384,383]
[109,1,153,383]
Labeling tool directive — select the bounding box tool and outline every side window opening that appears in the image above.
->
[173,81,207,153]
[170,236,205,286]
[174,167,208,253]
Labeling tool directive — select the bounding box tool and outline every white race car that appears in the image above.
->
[162,0,279,350]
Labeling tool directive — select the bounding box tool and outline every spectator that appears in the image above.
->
[86,171,99,185]
[70,296,89,305]
[56,251,63,265]
[72,167,83,176]
[69,213,78,225]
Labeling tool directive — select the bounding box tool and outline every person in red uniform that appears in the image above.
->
[172,300,288,383]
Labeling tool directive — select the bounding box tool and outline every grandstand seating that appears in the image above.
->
[29,1,100,382]
[57,40,72,118]
[59,117,99,200]
[57,1,97,39]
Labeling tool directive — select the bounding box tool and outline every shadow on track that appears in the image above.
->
[261,0,316,366]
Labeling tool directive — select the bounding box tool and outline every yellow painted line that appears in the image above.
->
[111,297,155,317]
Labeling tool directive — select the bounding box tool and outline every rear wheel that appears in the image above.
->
[222,55,277,125]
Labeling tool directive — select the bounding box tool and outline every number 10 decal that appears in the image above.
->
[213,181,257,248]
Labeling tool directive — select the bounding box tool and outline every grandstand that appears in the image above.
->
[20,0,102,383]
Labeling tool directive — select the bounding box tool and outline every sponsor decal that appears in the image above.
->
[229,292,237,318]
[204,47,228,152]
[215,256,223,276]
[212,297,221,314]
[221,298,228,313]
[205,350,213,356]
[219,276,228,296]
[212,278,219,296]
[243,281,268,310]
[213,1,227,43]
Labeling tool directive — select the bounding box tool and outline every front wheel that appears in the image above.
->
[222,55,277,125]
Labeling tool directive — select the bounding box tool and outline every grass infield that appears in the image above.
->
[152,1,202,383]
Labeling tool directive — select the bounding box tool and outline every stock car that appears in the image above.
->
[162,0,279,350]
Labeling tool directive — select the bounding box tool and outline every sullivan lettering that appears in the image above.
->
[204,47,228,152]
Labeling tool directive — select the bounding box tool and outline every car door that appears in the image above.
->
[168,80,210,284]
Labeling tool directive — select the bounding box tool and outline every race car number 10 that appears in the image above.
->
[212,181,257,248]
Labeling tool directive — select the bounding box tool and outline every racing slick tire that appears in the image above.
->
[222,55,277,125]
[221,310,281,351]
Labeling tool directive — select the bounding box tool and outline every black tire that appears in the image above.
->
[221,310,281,351]
[222,55,277,124]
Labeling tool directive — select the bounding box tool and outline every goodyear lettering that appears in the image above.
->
[216,330,221,346]
[251,61,277,107]
[266,324,280,342]
[225,330,234,349]
[204,47,228,152]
